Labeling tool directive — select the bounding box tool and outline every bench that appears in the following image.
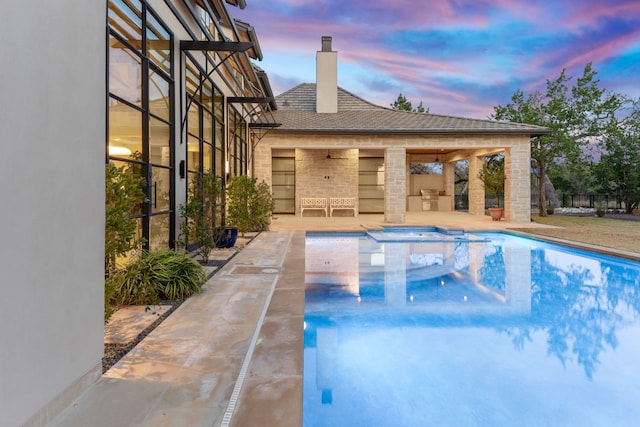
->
[330,197,357,217]
[301,197,328,216]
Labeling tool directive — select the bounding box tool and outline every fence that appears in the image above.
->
[534,193,628,211]
[455,193,628,212]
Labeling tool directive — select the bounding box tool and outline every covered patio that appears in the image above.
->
[251,37,548,224]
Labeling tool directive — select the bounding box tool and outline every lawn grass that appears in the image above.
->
[514,215,639,255]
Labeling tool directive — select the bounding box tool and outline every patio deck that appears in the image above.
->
[50,212,551,427]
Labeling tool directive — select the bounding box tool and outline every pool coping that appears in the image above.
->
[506,229,640,262]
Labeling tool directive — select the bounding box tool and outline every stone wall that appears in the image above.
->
[252,132,532,223]
[295,148,359,215]
[384,146,407,222]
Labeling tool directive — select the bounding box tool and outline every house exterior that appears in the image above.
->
[253,37,549,223]
[106,0,276,251]
[1,2,546,424]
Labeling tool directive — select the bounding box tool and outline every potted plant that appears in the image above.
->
[214,225,238,249]
[478,156,505,221]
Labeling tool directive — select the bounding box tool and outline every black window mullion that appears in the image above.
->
[140,2,150,250]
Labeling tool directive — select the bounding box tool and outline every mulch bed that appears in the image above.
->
[102,233,258,373]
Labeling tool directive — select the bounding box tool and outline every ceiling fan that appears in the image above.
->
[325,149,348,159]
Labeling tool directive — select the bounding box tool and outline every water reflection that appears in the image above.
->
[305,233,533,315]
[304,232,640,426]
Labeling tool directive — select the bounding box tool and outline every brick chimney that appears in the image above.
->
[316,36,337,113]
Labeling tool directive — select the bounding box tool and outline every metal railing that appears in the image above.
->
[532,193,628,211]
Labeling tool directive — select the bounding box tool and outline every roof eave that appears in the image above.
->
[269,128,550,136]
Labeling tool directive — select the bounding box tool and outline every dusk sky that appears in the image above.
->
[236,1,640,119]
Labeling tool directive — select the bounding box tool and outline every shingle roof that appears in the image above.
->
[271,83,549,135]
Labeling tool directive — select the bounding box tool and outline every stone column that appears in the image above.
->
[443,161,456,210]
[504,143,531,223]
[468,154,485,216]
[385,146,406,223]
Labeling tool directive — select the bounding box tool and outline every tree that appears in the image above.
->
[546,160,596,196]
[492,63,616,216]
[478,155,505,207]
[593,97,640,213]
[391,93,429,113]
[179,171,224,263]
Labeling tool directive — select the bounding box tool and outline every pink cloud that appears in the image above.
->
[562,30,640,70]
[562,1,640,29]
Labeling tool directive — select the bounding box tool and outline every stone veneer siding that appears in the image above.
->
[468,154,485,217]
[384,146,406,222]
[253,133,532,223]
[504,144,532,223]
[295,148,359,215]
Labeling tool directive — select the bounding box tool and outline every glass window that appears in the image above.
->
[187,134,200,172]
[228,108,246,177]
[149,70,170,121]
[203,143,212,172]
[146,11,171,74]
[359,157,385,214]
[108,100,143,158]
[202,80,213,111]
[149,214,170,251]
[151,166,171,212]
[108,0,174,250]
[110,160,145,216]
[187,172,200,202]
[109,35,142,106]
[108,0,142,44]
[272,158,295,214]
[192,2,221,41]
[214,88,224,121]
[215,119,224,174]
[187,103,200,138]
[203,110,213,144]
[185,62,200,96]
[149,117,170,165]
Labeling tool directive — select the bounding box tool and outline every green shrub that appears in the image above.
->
[110,250,205,306]
[105,161,147,322]
[179,171,224,263]
[105,162,147,274]
[226,176,275,235]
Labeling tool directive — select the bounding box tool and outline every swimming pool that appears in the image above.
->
[303,230,640,426]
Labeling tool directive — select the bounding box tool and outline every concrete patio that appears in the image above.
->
[50,212,550,427]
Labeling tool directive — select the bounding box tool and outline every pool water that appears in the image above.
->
[303,231,640,427]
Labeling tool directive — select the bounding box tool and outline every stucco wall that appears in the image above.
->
[0,2,106,426]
